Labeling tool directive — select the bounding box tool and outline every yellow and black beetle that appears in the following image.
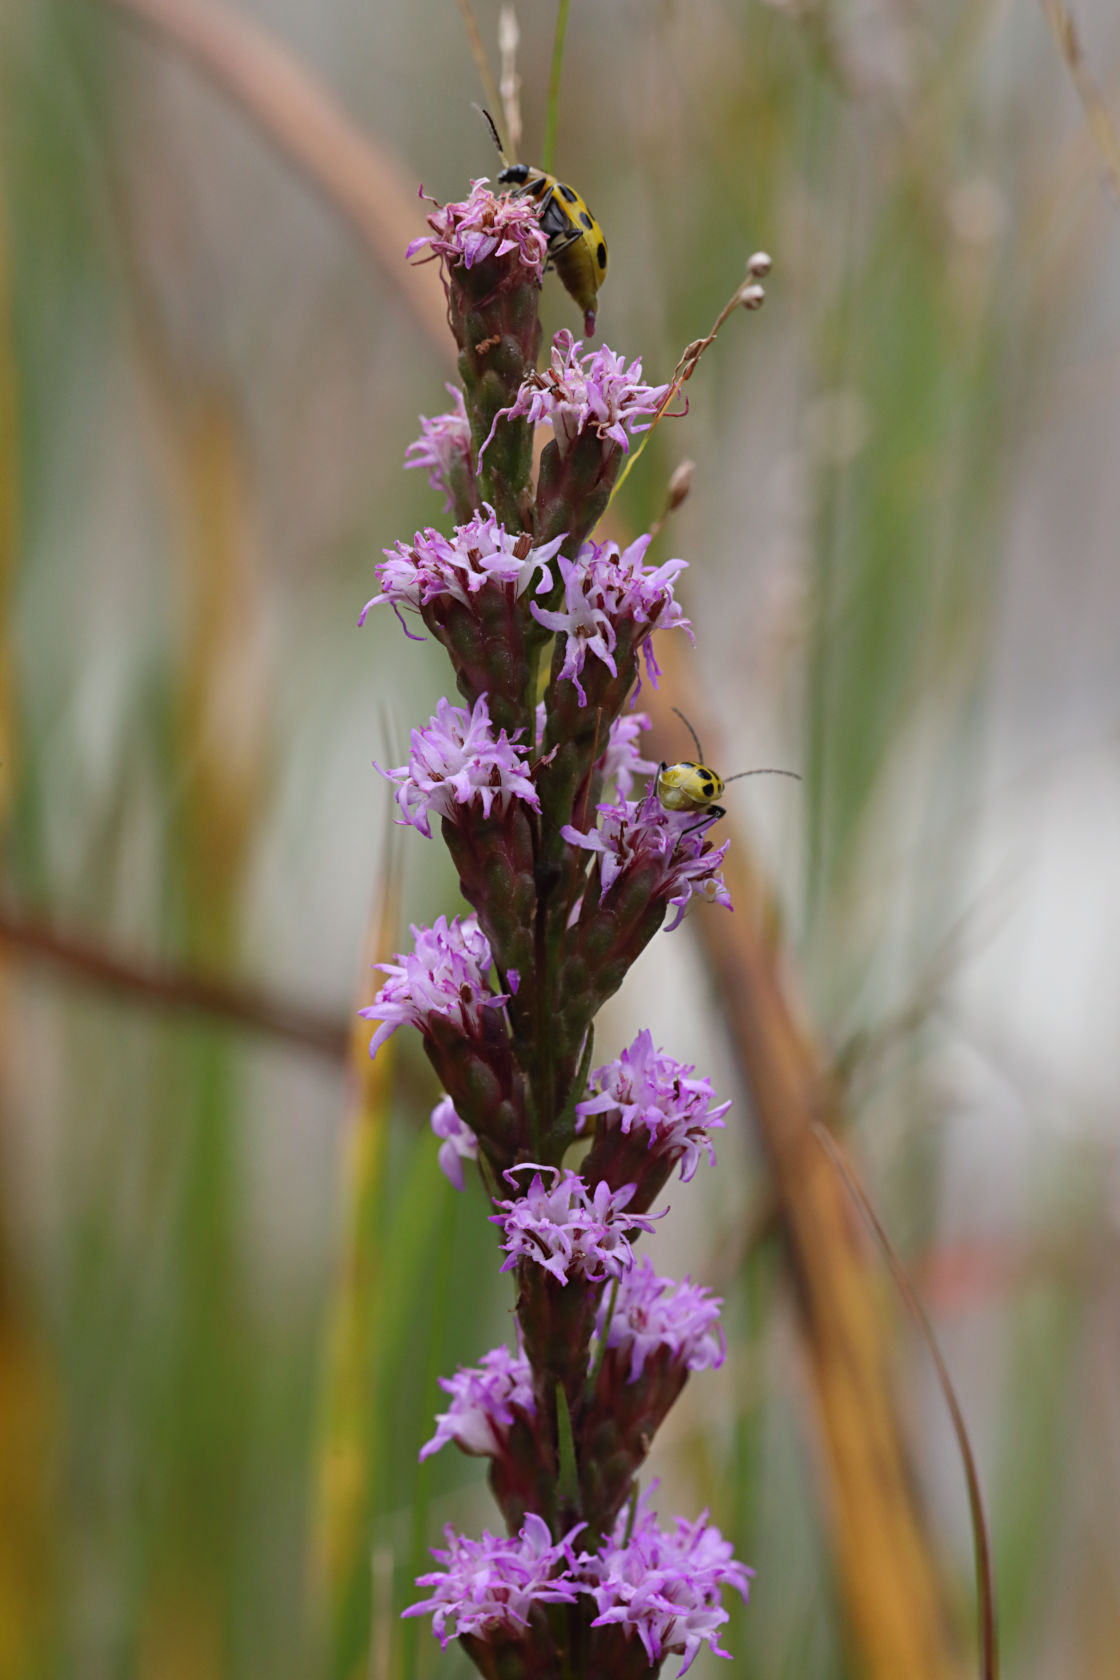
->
[481,109,607,336]
[656,709,800,831]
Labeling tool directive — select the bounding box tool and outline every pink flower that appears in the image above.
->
[491,1165,660,1285]
[360,914,507,1057]
[480,328,671,462]
[404,385,476,512]
[530,534,690,705]
[419,1343,534,1461]
[361,506,563,632]
[402,1512,584,1650]
[596,1257,725,1384]
[563,786,732,931]
[407,179,548,277]
[377,693,539,838]
[429,1095,478,1192]
[582,1493,752,1676]
[576,1029,730,1183]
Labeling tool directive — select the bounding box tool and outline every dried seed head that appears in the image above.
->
[738,283,766,311]
[666,459,695,512]
[746,250,772,278]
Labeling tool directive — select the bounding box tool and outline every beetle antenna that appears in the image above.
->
[671,706,705,763]
[723,768,802,784]
[474,104,508,165]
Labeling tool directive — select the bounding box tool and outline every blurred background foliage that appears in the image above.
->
[1,1,1119,1677]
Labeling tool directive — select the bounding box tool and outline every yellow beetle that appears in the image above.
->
[481,110,607,336]
[656,709,800,830]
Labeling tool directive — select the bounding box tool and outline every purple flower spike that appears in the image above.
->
[362,505,564,628]
[405,385,476,513]
[597,1257,725,1384]
[407,179,548,278]
[419,1343,534,1461]
[480,328,671,463]
[491,1165,660,1285]
[360,914,507,1057]
[583,1494,753,1676]
[577,1028,731,1183]
[378,694,539,838]
[402,1512,585,1651]
[531,534,690,705]
[563,785,732,931]
[430,1095,478,1192]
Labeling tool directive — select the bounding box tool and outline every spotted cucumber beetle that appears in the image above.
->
[656,709,800,830]
[480,109,607,336]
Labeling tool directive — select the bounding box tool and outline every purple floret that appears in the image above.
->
[404,385,475,512]
[597,1256,725,1384]
[419,1343,534,1461]
[377,693,539,838]
[361,505,564,630]
[360,913,507,1057]
[401,1512,585,1650]
[582,1494,753,1676]
[480,328,671,462]
[597,711,656,800]
[563,785,732,931]
[406,178,548,277]
[429,1095,478,1192]
[576,1028,731,1183]
[490,1165,660,1285]
[530,534,691,705]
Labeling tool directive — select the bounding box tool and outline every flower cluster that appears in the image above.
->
[482,328,670,462]
[404,384,477,515]
[358,173,753,1679]
[378,694,538,838]
[360,913,507,1056]
[533,534,691,704]
[407,177,547,277]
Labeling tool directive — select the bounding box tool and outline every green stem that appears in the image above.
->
[542,0,571,174]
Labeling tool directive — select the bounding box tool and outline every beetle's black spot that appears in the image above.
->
[579,211,593,230]
[700,778,716,798]
[596,241,607,269]
[559,183,579,203]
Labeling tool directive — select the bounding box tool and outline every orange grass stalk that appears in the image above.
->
[645,640,962,1680]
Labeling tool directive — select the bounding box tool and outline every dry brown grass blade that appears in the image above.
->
[814,1125,999,1680]
[96,0,452,360]
[0,901,348,1060]
[646,639,960,1680]
[1040,0,1120,202]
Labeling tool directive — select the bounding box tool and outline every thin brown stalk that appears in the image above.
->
[1039,0,1120,203]
[96,0,452,359]
[645,645,960,1680]
[813,1124,999,1680]
[0,903,348,1061]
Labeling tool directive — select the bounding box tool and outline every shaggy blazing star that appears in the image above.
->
[361,914,507,1056]
[375,152,756,1679]
[429,1095,478,1192]
[420,1343,535,1461]
[532,534,690,705]
[582,1498,753,1676]
[377,694,538,838]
